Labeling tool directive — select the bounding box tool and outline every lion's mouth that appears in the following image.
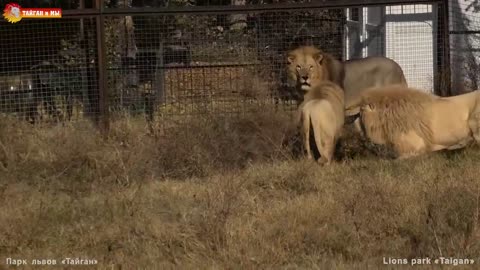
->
[345,113,360,125]
[300,82,311,91]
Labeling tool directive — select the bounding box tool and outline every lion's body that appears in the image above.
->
[298,81,345,164]
[429,91,480,150]
[349,85,480,158]
[343,57,408,108]
[287,46,407,115]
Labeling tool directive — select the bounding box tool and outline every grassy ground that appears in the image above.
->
[0,110,480,269]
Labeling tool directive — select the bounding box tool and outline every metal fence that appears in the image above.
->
[1,0,475,131]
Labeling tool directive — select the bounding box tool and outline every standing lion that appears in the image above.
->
[297,81,345,165]
[286,45,408,116]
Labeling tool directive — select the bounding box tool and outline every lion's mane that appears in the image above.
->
[354,86,437,151]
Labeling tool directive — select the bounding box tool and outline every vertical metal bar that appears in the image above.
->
[79,0,85,40]
[434,0,451,96]
[432,3,439,94]
[380,6,386,57]
[96,0,110,133]
[154,42,165,108]
[346,10,350,59]
[441,0,451,96]
[77,0,87,114]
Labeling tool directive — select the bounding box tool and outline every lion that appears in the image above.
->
[347,85,480,159]
[286,45,408,116]
[297,80,345,165]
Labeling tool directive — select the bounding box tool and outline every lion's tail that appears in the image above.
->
[468,109,480,144]
[471,90,480,143]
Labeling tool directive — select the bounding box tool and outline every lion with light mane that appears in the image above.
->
[347,85,480,159]
[297,81,345,165]
[286,45,408,116]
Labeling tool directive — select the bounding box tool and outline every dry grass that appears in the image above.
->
[0,111,480,269]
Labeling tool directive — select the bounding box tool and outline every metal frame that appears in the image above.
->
[62,0,443,17]
[95,0,109,133]
[385,5,437,91]
[441,0,451,96]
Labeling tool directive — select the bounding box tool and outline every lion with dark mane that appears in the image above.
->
[347,85,480,159]
[286,45,408,116]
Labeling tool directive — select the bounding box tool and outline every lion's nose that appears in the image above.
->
[301,75,308,81]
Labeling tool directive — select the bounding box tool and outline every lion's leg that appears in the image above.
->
[394,144,425,159]
[312,125,334,165]
[391,142,416,160]
[468,112,480,144]
[396,152,419,160]
[394,143,423,159]
[302,112,313,160]
[445,138,473,150]
[430,144,448,151]
[319,136,335,165]
[393,131,430,159]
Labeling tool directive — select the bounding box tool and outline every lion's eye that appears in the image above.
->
[296,65,301,71]
[309,66,313,70]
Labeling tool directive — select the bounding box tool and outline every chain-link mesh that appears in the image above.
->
[105,9,344,121]
[450,0,480,94]
[0,18,99,123]
[0,0,462,127]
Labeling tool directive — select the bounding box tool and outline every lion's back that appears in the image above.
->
[302,82,345,131]
[359,86,435,146]
[343,57,408,101]
[305,81,345,107]
[303,98,344,132]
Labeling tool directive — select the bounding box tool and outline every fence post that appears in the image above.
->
[438,0,451,96]
[154,42,165,107]
[96,0,110,134]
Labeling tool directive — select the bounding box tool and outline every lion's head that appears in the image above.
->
[287,46,331,93]
[10,6,20,18]
[353,102,388,145]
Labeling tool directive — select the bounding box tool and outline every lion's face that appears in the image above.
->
[354,103,387,144]
[287,46,326,92]
[10,7,20,18]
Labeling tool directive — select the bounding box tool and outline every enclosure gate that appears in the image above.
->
[0,0,453,131]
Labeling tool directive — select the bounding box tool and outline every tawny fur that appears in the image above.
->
[348,85,480,159]
[297,81,345,165]
[286,45,408,115]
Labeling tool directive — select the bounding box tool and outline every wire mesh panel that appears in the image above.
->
[449,0,480,95]
[104,9,345,122]
[1,0,454,128]
[105,2,449,124]
[0,17,99,123]
[384,4,438,91]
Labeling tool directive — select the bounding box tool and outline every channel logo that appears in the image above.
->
[3,2,62,23]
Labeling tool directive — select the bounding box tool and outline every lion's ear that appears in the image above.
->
[313,53,324,64]
[366,103,376,111]
[287,54,296,64]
